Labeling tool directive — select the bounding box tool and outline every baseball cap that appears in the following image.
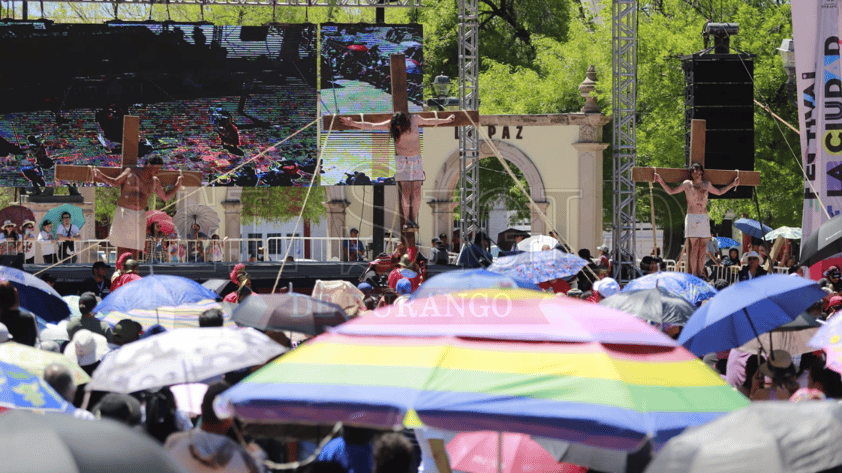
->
[112,319,142,345]
[357,282,373,294]
[92,261,110,270]
[64,329,108,367]
[595,278,620,298]
[78,292,98,313]
[396,278,412,295]
[93,393,142,426]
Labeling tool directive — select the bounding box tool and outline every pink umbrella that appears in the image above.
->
[146,210,175,236]
[447,431,588,473]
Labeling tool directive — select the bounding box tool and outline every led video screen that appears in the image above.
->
[320,24,423,186]
[0,21,317,187]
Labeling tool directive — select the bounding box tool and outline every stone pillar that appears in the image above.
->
[573,141,609,251]
[529,201,550,237]
[323,187,349,261]
[221,187,242,262]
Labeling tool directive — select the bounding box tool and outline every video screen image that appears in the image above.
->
[320,24,423,186]
[0,21,318,187]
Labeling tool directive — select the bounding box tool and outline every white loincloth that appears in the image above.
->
[394,154,424,181]
[685,213,710,238]
[109,207,145,251]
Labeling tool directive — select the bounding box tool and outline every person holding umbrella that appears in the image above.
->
[56,211,80,264]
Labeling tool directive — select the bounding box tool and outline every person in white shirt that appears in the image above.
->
[19,220,36,264]
[37,219,57,264]
[56,211,80,263]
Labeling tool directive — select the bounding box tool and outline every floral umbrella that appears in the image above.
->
[488,250,588,284]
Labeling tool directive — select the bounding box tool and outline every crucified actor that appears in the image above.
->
[654,162,739,279]
[90,156,182,261]
[341,112,455,230]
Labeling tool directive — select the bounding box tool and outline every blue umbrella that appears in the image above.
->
[409,269,542,300]
[487,250,588,285]
[734,218,773,240]
[622,272,717,307]
[677,274,825,356]
[715,236,739,248]
[0,360,76,414]
[0,266,70,323]
[94,274,220,314]
[41,203,85,238]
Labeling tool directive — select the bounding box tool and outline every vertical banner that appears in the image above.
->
[796,0,842,237]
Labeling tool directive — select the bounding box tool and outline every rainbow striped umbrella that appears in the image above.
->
[99,298,234,330]
[221,291,748,451]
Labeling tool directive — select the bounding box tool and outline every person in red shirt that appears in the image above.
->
[388,255,421,292]
[110,252,142,292]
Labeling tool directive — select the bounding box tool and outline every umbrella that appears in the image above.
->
[808,310,842,374]
[488,250,588,284]
[86,327,285,394]
[231,293,349,335]
[599,287,695,329]
[516,235,560,253]
[733,218,773,240]
[170,383,208,416]
[446,431,587,473]
[801,212,842,267]
[715,236,739,248]
[621,272,717,307]
[99,298,234,331]
[644,402,842,473]
[312,280,366,318]
[94,275,220,315]
[223,291,748,452]
[0,360,76,414]
[201,278,236,296]
[0,265,71,323]
[41,203,85,238]
[174,204,219,237]
[764,226,802,241]
[410,269,541,300]
[0,342,90,386]
[677,274,825,356]
[0,409,187,473]
[739,312,823,356]
[0,205,34,230]
[146,210,175,236]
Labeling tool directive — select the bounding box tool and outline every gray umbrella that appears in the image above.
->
[645,401,842,473]
[0,410,187,473]
[600,287,695,328]
[232,293,349,335]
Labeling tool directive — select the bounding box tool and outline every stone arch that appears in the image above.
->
[427,140,549,239]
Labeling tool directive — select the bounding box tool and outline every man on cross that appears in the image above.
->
[654,162,739,279]
[90,156,182,260]
[341,112,455,229]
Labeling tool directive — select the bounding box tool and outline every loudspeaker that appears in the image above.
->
[682,54,755,199]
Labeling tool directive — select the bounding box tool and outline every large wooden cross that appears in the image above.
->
[631,119,761,272]
[322,54,479,233]
[54,116,203,188]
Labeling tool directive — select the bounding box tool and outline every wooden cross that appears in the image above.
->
[322,54,479,232]
[54,116,203,188]
[631,119,761,272]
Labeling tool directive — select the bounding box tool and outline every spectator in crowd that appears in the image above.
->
[37,219,57,264]
[92,393,143,427]
[111,319,142,346]
[373,433,416,473]
[19,220,36,264]
[738,251,767,282]
[576,249,599,293]
[165,380,266,473]
[43,362,76,403]
[820,266,842,292]
[111,252,142,292]
[429,238,449,265]
[438,232,451,252]
[361,255,391,289]
[596,245,611,272]
[0,279,36,346]
[79,261,112,299]
[344,228,366,262]
[358,282,378,311]
[588,277,620,303]
[207,234,225,262]
[66,292,112,343]
[56,212,81,263]
[199,308,225,327]
[317,426,375,473]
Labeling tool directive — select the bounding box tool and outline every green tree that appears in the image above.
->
[240,186,326,225]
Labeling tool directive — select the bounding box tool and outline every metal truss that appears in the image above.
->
[611,0,637,283]
[22,0,420,6]
[457,0,480,247]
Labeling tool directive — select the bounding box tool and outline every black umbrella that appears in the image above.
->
[599,287,695,328]
[0,410,187,473]
[644,402,842,473]
[201,278,236,296]
[232,293,349,335]
[801,212,842,267]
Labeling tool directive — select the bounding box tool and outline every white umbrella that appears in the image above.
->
[173,204,220,237]
[86,327,285,393]
[516,234,560,252]
[764,226,802,241]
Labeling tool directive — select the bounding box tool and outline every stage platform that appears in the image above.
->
[28,261,457,296]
